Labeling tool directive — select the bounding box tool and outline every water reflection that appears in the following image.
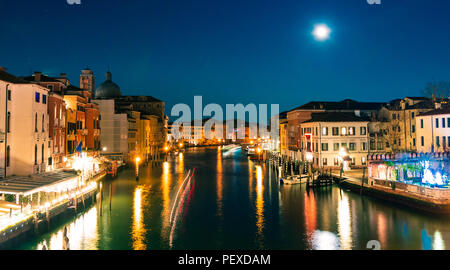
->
[304,190,317,248]
[36,207,98,250]
[161,161,172,235]
[132,186,146,250]
[255,165,264,236]
[217,148,223,219]
[337,193,352,249]
[433,231,445,250]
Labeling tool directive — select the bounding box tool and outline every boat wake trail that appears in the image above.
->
[169,168,196,248]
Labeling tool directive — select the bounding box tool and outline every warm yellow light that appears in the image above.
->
[257,148,262,153]
[102,147,107,151]
[179,143,183,148]
[164,146,169,151]
[135,157,141,164]
[250,140,254,144]
[306,152,313,162]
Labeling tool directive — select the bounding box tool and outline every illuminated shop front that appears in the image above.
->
[368,153,450,188]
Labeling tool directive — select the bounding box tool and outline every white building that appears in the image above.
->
[0,68,50,177]
[416,107,450,153]
[300,112,370,168]
[94,99,128,159]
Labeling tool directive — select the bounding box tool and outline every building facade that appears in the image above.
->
[416,107,450,153]
[0,69,50,176]
[299,112,370,168]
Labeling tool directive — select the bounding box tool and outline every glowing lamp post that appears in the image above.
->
[135,156,141,180]
[257,147,262,161]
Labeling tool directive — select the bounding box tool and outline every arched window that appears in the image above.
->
[34,144,37,165]
[6,146,10,167]
[35,113,38,132]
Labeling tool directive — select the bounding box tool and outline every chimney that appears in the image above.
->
[34,71,42,81]
[0,66,6,72]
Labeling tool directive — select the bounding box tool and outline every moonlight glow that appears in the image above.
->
[312,24,331,41]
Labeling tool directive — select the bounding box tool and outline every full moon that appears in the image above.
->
[312,24,331,41]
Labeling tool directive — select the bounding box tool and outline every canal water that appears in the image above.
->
[13,147,450,250]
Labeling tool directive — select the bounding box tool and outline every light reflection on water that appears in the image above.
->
[14,147,450,250]
[131,186,146,250]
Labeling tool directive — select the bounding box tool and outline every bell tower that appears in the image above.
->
[80,67,95,94]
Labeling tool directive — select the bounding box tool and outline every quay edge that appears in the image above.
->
[339,179,450,214]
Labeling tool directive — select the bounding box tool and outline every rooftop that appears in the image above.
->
[0,170,79,196]
[290,99,385,112]
[303,112,369,123]
[418,107,450,117]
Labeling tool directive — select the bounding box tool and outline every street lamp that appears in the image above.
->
[135,156,141,180]
[102,147,107,151]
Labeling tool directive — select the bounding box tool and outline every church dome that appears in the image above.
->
[95,71,122,98]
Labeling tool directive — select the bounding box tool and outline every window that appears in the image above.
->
[360,127,367,135]
[421,136,424,146]
[444,137,447,148]
[315,143,318,152]
[351,157,355,166]
[43,94,47,104]
[341,143,347,149]
[362,142,367,151]
[348,127,355,136]
[321,143,328,151]
[349,143,356,151]
[48,85,53,91]
[413,138,416,146]
[341,127,347,136]
[35,92,40,102]
[421,119,424,128]
[398,139,401,146]
[334,158,339,166]
[392,114,396,120]
[315,127,318,136]
[334,143,339,151]
[323,158,327,166]
[7,112,10,133]
[42,114,45,132]
[332,127,339,136]
[7,90,11,101]
[436,118,439,128]
[411,112,415,119]
[34,144,37,165]
[448,136,450,148]
[448,118,450,128]
[443,118,446,128]
[322,127,328,136]
[398,126,400,132]
[6,146,10,167]
[35,113,38,132]
[392,126,396,132]
[362,157,367,165]
[436,136,440,147]
[41,144,44,164]
[412,125,415,133]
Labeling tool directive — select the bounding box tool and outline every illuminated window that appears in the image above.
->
[360,127,366,135]
[322,127,328,136]
[341,127,346,135]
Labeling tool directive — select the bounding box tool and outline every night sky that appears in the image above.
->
[1,0,450,115]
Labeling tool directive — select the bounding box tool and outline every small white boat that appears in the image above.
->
[280,175,308,185]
